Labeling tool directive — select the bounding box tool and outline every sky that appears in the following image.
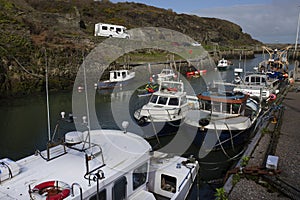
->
[110,0,300,44]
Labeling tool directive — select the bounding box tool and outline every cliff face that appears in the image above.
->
[0,0,262,97]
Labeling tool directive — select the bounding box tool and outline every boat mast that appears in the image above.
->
[83,56,91,149]
[45,48,51,142]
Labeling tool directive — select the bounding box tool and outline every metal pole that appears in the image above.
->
[294,6,300,58]
[83,60,91,149]
[45,48,51,142]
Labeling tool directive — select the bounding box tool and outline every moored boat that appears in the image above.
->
[217,58,230,70]
[98,69,135,89]
[258,46,291,81]
[156,68,177,83]
[233,72,280,100]
[133,80,199,137]
[181,90,261,150]
[0,124,199,200]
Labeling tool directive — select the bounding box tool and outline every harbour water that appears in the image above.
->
[0,54,292,199]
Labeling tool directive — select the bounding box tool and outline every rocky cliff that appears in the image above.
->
[0,0,262,97]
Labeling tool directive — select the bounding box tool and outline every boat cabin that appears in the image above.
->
[134,81,193,123]
[0,129,198,200]
[108,69,134,82]
[197,91,249,115]
[243,73,280,90]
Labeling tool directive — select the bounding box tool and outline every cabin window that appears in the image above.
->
[212,102,221,112]
[161,174,176,193]
[255,77,261,84]
[232,104,240,114]
[251,76,256,84]
[169,98,179,106]
[150,95,158,103]
[133,162,148,190]
[89,189,106,200]
[180,96,187,105]
[122,71,126,78]
[110,27,114,31]
[102,26,108,30]
[112,176,127,200]
[114,72,117,79]
[222,103,231,113]
[116,28,122,33]
[245,77,249,83]
[157,97,168,105]
[202,100,211,111]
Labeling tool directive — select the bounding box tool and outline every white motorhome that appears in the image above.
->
[94,23,130,38]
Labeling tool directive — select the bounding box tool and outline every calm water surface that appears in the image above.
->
[0,54,291,199]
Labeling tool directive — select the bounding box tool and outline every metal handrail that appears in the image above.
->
[71,183,83,200]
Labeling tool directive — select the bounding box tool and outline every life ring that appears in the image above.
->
[269,94,276,101]
[30,180,70,200]
[186,71,195,76]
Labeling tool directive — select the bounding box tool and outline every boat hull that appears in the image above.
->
[180,121,256,150]
[98,79,132,89]
[135,119,183,138]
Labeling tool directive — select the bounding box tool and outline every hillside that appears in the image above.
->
[0,0,262,97]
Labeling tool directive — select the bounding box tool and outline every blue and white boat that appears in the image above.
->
[181,90,261,150]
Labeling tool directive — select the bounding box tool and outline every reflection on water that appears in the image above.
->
[0,54,294,199]
[0,54,269,159]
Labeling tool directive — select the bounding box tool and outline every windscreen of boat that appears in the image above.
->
[122,71,126,78]
[157,96,168,105]
[150,95,158,103]
[180,96,187,105]
[169,97,179,106]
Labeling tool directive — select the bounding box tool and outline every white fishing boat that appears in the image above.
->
[217,58,230,70]
[134,80,199,136]
[98,69,135,89]
[181,90,261,150]
[156,68,177,83]
[0,57,199,200]
[0,122,199,200]
[233,72,280,100]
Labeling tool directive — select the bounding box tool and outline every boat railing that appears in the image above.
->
[143,107,182,121]
[71,182,83,200]
[84,143,105,177]
[35,140,67,161]
[158,80,184,93]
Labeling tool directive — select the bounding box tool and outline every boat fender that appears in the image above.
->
[199,118,210,127]
[167,87,178,92]
[137,117,147,126]
[30,180,70,200]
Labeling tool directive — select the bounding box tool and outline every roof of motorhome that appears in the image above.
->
[95,22,126,28]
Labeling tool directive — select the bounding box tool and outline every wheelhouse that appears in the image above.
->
[197,91,249,115]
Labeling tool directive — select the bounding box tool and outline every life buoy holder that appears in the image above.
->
[30,180,70,200]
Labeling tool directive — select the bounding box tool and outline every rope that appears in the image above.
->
[0,45,42,78]
[213,122,231,158]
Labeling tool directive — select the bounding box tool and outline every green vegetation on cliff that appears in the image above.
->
[0,0,262,97]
